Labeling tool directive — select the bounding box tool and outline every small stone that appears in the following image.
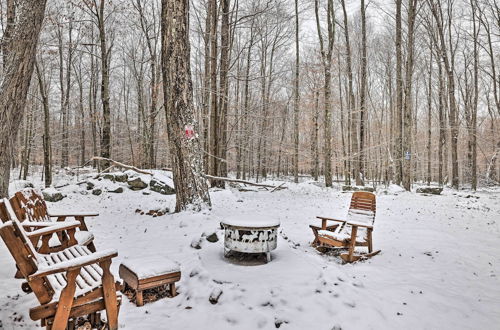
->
[142,191,151,195]
[92,188,102,196]
[209,288,222,304]
[86,182,95,190]
[108,187,123,193]
[190,238,202,249]
[205,232,219,243]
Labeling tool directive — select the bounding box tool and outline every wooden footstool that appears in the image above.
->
[119,256,181,306]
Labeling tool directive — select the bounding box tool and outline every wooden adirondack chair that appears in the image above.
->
[311,192,381,263]
[0,199,121,330]
[10,188,97,252]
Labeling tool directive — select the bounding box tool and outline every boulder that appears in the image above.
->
[416,187,443,195]
[92,188,102,196]
[342,185,375,192]
[114,172,128,183]
[102,174,115,182]
[150,178,175,195]
[127,177,148,190]
[42,189,65,202]
[17,180,34,188]
[108,187,123,193]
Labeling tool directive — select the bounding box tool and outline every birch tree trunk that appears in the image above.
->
[161,0,211,212]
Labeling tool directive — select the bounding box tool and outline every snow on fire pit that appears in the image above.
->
[220,217,280,262]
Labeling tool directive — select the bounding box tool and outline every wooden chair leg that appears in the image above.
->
[136,290,144,306]
[170,283,176,297]
[99,260,119,330]
[52,268,79,330]
[346,226,358,263]
[367,229,373,253]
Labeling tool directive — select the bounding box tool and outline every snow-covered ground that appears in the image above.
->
[1,173,499,330]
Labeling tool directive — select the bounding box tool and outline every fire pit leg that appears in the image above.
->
[266,252,271,263]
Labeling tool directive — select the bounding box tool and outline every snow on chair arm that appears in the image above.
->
[48,212,99,218]
[25,221,81,238]
[29,249,118,280]
[316,216,346,223]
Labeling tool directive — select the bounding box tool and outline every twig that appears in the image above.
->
[91,156,153,176]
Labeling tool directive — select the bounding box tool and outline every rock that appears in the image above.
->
[142,191,151,195]
[127,177,148,190]
[92,188,102,196]
[102,174,115,182]
[150,178,175,195]
[86,182,95,190]
[416,187,443,195]
[17,180,34,188]
[114,172,128,183]
[342,185,375,192]
[42,189,65,202]
[209,288,223,304]
[108,187,123,193]
[190,237,202,249]
[205,232,219,243]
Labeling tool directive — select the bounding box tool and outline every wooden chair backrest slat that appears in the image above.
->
[0,199,54,304]
[11,189,50,223]
[349,192,376,214]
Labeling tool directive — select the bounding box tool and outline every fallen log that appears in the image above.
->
[202,174,287,190]
[91,156,153,176]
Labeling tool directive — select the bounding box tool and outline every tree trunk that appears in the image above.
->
[161,0,211,211]
[402,0,417,191]
[97,0,112,170]
[0,0,47,198]
[394,0,403,185]
[358,0,367,186]
[293,0,300,183]
[35,60,52,188]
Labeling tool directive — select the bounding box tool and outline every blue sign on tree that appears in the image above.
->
[405,151,411,160]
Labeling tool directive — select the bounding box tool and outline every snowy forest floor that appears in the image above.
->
[1,171,499,330]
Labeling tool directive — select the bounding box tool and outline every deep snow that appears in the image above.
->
[1,173,499,330]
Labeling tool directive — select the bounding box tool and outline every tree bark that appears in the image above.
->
[293,0,300,183]
[0,0,47,198]
[161,0,211,211]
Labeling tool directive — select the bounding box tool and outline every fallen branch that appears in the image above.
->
[203,174,287,190]
[91,157,153,176]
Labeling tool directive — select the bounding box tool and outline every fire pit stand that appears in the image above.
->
[220,218,280,262]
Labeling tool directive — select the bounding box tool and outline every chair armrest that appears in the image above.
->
[49,212,99,218]
[316,216,346,223]
[29,249,118,280]
[22,221,55,228]
[347,221,373,229]
[26,221,81,238]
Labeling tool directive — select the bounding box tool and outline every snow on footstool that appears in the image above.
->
[119,256,181,306]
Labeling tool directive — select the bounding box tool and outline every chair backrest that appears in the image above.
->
[10,188,51,223]
[346,192,376,227]
[0,199,54,303]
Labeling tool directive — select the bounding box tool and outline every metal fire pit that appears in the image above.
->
[221,218,280,262]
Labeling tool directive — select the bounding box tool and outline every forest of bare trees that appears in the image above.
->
[1,0,499,198]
